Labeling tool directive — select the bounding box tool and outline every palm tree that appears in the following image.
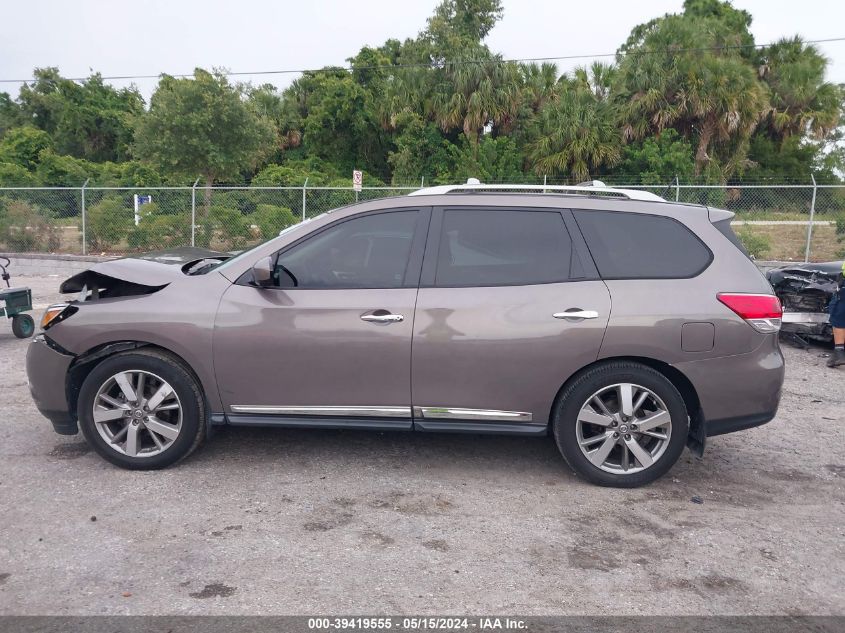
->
[520,62,559,113]
[759,37,841,142]
[616,14,770,177]
[528,82,622,181]
[573,62,617,102]
[428,47,522,149]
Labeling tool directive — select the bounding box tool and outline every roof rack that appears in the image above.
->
[408,179,665,202]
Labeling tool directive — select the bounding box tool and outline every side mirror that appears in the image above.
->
[251,256,274,287]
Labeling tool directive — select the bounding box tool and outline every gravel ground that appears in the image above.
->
[0,274,843,616]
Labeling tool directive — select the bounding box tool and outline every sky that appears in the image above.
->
[1,0,844,101]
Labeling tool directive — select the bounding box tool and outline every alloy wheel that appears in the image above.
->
[92,370,183,458]
[576,382,673,474]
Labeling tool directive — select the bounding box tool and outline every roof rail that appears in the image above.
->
[408,179,665,202]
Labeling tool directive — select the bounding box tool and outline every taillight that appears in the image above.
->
[717,293,782,334]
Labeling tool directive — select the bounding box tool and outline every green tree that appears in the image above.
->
[0,126,54,170]
[618,129,695,184]
[0,163,37,187]
[0,92,22,138]
[528,81,622,181]
[35,150,93,186]
[17,68,144,162]
[441,134,524,183]
[133,69,276,210]
[616,0,769,178]
[757,37,842,145]
[387,112,450,184]
[247,83,303,162]
[301,73,390,178]
[425,0,503,52]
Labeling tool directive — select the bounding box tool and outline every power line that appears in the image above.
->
[1,37,844,84]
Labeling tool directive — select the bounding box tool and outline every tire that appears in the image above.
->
[11,314,34,338]
[77,349,205,470]
[552,361,689,487]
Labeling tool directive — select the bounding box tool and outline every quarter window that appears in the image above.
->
[274,211,418,289]
[435,209,574,287]
[573,210,712,279]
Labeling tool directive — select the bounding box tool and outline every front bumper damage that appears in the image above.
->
[26,335,77,434]
[782,310,831,338]
[766,262,841,344]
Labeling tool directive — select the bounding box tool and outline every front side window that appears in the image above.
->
[434,209,574,287]
[274,211,418,289]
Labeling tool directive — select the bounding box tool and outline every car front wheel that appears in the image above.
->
[553,361,689,487]
[77,350,205,469]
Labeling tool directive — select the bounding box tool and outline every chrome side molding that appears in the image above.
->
[413,406,533,423]
[230,405,412,418]
[230,405,533,423]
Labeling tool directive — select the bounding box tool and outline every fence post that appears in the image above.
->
[543,175,547,193]
[80,178,90,255]
[190,178,200,247]
[804,174,817,263]
[302,178,308,221]
[674,175,680,202]
[420,177,424,189]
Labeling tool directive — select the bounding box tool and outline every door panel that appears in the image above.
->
[411,206,609,427]
[412,281,610,426]
[213,208,428,424]
[214,286,416,416]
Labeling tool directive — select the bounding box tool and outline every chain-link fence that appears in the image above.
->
[1,182,844,262]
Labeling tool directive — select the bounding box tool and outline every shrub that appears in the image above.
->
[250,204,297,239]
[86,197,133,252]
[127,202,190,251]
[0,198,61,252]
[736,228,771,259]
[196,206,252,250]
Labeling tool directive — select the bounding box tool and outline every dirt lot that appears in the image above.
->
[0,275,843,616]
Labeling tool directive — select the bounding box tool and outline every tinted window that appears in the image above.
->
[275,211,417,288]
[435,209,573,286]
[574,210,712,279]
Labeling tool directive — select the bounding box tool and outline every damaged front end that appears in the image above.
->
[766,261,842,344]
[59,247,229,301]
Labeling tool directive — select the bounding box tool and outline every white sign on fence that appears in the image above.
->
[352,170,363,192]
[133,194,152,226]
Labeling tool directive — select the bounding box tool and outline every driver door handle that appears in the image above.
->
[361,313,404,323]
[554,310,599,320]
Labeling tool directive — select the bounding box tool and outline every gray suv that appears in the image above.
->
[26,183,784,487]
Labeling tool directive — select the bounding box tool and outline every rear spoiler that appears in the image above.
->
[707,207,735,223]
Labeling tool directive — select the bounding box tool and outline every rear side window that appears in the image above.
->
[573,210,712,279]
[435,209,574,286]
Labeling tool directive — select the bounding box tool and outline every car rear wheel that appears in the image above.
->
[77,350,205,469]
[553,362,689,487]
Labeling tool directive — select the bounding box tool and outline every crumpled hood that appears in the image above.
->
[766,260,843,292]
[60,247,229,294]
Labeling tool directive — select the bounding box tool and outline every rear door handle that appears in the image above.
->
[554,310,599,320]
[361,313,404,323]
